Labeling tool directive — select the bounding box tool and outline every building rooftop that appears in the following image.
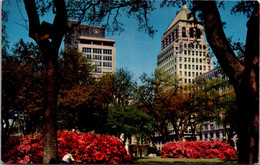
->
[164,4,195,34]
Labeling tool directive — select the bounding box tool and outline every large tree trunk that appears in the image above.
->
[23,0,67,163]
[236,3,259,163]
[198,1,259,164]
[42,45,58,163]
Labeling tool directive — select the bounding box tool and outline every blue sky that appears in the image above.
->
[4,1,248,80]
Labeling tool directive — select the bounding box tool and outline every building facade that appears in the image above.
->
[65,20,116,79]
[156,4,212,84]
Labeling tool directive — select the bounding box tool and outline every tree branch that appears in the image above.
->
[197,1,245,86]
[23,0,41,42]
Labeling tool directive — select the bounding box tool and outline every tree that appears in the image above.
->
[135,70,180,143]
[21,0,155,163]
[107,104,153,144]
[114,68,136,106]
[195,1,259,163]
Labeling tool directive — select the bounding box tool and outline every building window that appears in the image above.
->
[93,48,102,54]
[179,64,182,69]
[182,27,186,37]
[86,54,91,59]
[180,71,182,76]
[196,28,201,39]
[188,64,191,69]
[179,57,182,61]
[196,72,198,76]
[103,62,112,67]
[203,66,206,70]
[196,51,198,56]
[210,124,214,130]
[192,58,194,62]
[185,71,187,76]
[199,51,202,56]
[95,61,102,66]
[196,44,198,49]
[208,66,211,70]
[192,72,195,77]
[203,52,206,56]
[192,51,194,56]
[184,64,187,69]
[94,68,102,73]
[192,65,194,69]
[93,55,102,60]
[188,58,190,62]
[184,50,187,55]
[184,44,187,48]
[188,79,191,83]
[103,49,112,54]
[103,56,112,61]
[175,28,178,39]
[196,58,198,63]
[185,79,187,83]
[200,65,202,70]
[189,28,194,38]
[184,57,187,62]
[200,59,202,63]
[188,72,191,76]
[199,45,202,49]
[82,47,91,53]
[188,50,190,55]
[196,65,198,70]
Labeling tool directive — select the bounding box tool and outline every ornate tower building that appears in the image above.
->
[156,4,212,84]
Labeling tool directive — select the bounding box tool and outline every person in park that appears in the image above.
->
[62,152,75,164]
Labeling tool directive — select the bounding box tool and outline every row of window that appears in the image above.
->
[82,47,113,54]
[182,27,201,39]
[183,43,206,50]
[86,54,113,61]
[180,64,211,71]
[162,27,202,50]
[180,71,205,77]
[94,62,112,67]
[179,57,209,64]
[183,50,207,56]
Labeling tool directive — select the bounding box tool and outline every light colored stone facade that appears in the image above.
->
[66,20,116,79]
[156,4,212,84]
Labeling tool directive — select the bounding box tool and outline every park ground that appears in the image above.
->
[134,156,238,164]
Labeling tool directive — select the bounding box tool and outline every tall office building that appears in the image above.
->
[65,20,116,79]
[156,4,212,84]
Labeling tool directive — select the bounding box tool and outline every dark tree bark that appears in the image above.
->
[23,0,67,163]
[198,1,259,164]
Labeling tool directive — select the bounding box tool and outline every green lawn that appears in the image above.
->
[134,156,238,164]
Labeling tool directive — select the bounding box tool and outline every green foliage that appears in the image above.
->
[107,105,153,138]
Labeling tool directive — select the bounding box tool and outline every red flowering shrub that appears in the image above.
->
[160,140,237,159]
[3,131,133,164]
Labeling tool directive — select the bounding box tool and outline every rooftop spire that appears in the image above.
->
[183,3,187,10]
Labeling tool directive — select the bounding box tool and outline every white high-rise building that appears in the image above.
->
[156,4,212,84]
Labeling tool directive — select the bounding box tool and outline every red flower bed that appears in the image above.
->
[160,140,237,159]
[3,131,133,164]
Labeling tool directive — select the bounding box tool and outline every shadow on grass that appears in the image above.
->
[134,156,238,164]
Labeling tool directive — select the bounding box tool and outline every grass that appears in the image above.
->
[134,156,238,164]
